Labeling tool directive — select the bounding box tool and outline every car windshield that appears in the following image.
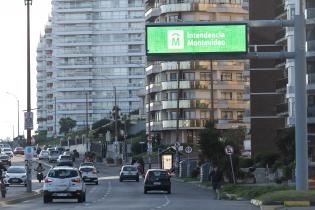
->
[48,169,78,178]
[57,162,73,167]
[123,166,137,171]
[81,163,93,167]
[80,167,93,172]
[8,167,26,173]
[3,149,11,151]
[50,151,59,155]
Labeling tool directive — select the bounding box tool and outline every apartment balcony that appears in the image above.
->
[275,0,286,20]
[216,100,246,109]
[146,64,161,75]
[275,77,288,92]
[307,8,315,19]
[215,119,245,130]
[275,28,287,45]
[307,40,315,52]
[161,99,208,109]
[145,7,161,21]
[276,102,288,114]
[146,83,162,93]
[162,119,207,130]
[161,61,192,72]
[146,101,162,111]
[161,80,209,90]
[146,121,163,131]
[214,81,244,90]
[308,106,315,118]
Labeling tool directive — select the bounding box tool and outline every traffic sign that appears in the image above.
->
[225,145,234,155]
[185,146,192,154]
[24,146,33,160]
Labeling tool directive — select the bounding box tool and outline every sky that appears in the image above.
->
[0,0,52,140]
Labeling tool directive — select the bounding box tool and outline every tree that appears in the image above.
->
[276,127,295,163]
[59,117,77,134]
[220,127,246,155]
[198,121,224,165]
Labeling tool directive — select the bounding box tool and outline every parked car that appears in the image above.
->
[79,166,98,185]
[38,150,49,160]
[1,148,13,158]
[119,165,139,182]
[43,166,86,203]
[144,169,171,194]
[4,166,27,186]
[13,147,24,155]
[0,153,11,166]
[48,150,59,163]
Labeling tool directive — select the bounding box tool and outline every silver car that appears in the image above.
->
[43,166,86,203]
[39,150,49,160]
[4,166,27,186]
[48,150,59,163]
[79,166,98,185]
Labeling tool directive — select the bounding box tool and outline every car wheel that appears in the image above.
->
[119,178,123,182]
[78,195,83,203]
[24,183,27,187]
[83,192,86,202]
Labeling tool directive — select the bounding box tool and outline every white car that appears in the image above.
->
[79,166,98,185]
[48,150,59,163]
[2,148,14,157]
[4,166,27,186]
[119,165,139,182]
[43,166,86,203]
[38,150,49,160]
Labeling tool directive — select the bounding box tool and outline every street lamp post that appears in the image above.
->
[85,92,89,152]
[25,0,32,193]
[6,92,20,137]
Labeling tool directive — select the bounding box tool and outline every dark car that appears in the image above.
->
[0,154,11,166]
[144,169,171,194]
[14,147,24,155]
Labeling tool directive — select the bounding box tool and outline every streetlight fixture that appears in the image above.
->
[6,92,20,137]
[24,0,33,193]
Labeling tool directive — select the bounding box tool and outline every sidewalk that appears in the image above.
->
[0,188,41,206]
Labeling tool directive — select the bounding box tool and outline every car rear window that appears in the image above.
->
[80,168,93,172]
[123,166,137,171]
[61,156,71,160]
[48,169,78,178]
[8,167,26,173]
[149,171,168,178]
[0,155,9,160]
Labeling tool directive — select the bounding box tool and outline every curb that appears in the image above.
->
[0,189,42,206]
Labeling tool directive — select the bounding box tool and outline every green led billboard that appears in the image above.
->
[146,24,247,55]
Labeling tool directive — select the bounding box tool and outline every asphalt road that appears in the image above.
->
[2,160,259,210]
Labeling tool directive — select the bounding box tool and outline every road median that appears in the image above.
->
[0,189,42,206]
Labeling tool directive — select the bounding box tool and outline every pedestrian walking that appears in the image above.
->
[209,166,223,199]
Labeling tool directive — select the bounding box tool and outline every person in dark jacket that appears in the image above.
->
[209,166,223,199]
[0,163,7,179]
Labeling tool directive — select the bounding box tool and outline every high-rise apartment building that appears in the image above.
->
[145,0,249,145]
[250,0,315,157]
[36,0,145,137]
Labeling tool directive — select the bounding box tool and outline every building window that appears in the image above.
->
[222,92,233,100]
[170,73,177,81]
[222,111,233,120]
[221,72,232,81]
[200,72,211,80]
[182,72,195,81]
[184,111,196,119]
[237,111,244,120]
[200,111,210,119]
[236,92,243,100]
[236,73,243,81]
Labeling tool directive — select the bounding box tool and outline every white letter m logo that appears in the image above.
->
[168,30,184,49]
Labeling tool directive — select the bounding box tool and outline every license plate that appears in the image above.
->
[54,193,68,197]
[153,182,161,185]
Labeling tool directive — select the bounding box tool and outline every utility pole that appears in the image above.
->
[25,0,32,193]
[54,97,57,139]
[210,60,215,123]
[114,86,119,164]
[85,92,89,152]
[294,0,308,190]
[175,61,181,176]
[147,77,152,169]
